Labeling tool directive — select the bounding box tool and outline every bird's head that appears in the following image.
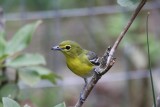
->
[52,40,83,57]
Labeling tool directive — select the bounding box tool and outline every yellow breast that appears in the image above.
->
[66,56,94,78]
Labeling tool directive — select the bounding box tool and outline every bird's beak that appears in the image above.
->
[51,45,62,51]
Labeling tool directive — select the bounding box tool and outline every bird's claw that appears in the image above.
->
[80,96,85,103]
[94,69,101,75]
[94,68,102,77]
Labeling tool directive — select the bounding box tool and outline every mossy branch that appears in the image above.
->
[75,0,147,107]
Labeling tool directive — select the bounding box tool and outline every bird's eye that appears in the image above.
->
[65,45,71,50]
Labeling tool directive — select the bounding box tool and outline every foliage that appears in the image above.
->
[5,21,41,55]
[18,87,63,107]
[0,83,19,99]
[2,97,66,107]
[0,20,60,100]
[2,97,20,107]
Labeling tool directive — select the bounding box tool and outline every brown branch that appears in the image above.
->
[74,0,147,107]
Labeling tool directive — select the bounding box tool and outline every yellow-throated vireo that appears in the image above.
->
[51,40,100,90]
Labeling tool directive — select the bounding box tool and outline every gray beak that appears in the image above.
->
[51,45,62,51]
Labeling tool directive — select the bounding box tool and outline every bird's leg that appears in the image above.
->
[94,46,112,75]
[94,67,101,75]
[80,78,88,102]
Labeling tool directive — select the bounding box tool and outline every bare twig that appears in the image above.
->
[75,0,147,107]
[146,12,156,107]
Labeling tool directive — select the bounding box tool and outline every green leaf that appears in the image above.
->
[0,83,19,99]
[27,66,61,84]
[2,97,21,107]
[54,102,66,107]
[5,20,42,55]
[117,0,139,8]
[6,53,46,68]
[18,68,41,86]
[18,66,60,86]
[20,66,60,85]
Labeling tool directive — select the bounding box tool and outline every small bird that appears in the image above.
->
[51,40,100,90]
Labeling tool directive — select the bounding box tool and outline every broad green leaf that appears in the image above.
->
[2,97,21,107]
[21,66,61,84]
[117,0,139,8]
[54,102,66,107]
[18,68,40,86]
[6,53,46,68]
[5,20,42,55]
[0,83,19,99]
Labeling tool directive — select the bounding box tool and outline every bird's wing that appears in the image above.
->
[86,51,100,66]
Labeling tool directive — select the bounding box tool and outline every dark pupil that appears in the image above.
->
[66,46,71,50]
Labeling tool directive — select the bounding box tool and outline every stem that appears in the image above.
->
[146,12,156,107]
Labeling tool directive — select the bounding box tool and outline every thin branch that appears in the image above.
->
[74,0,147,107]
[146,12,156,107]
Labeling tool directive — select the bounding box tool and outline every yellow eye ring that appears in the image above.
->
[65,45,71,50]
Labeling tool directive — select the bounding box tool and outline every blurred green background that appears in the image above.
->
[0,0,160,107]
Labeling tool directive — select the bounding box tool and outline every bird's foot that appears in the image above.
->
[80,95,85,103]
[94,67,102,76]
